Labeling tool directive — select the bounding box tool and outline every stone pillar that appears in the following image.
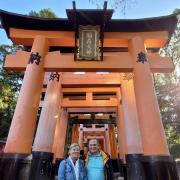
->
[5,35,48,154]
[129,37,169,155]
[30,72,61,180]
[105,125,111,155]
[78,125,84,150]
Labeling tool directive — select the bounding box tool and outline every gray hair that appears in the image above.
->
[68,143,80,155]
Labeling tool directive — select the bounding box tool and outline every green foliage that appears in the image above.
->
[173,9,180,14]
[165,124,180,158]
[0,8,59,139]
[155,9,180,158]
[0,45,23,139]
[28,8,58,18]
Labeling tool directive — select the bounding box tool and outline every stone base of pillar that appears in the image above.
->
[0,153,30,180]
[55,158,64,176]
[29,151,53,180]
[141,155,179,180]
[126,154,145,180]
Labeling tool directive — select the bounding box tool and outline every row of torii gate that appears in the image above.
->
[0,4,179,180]
[37,73,121,161]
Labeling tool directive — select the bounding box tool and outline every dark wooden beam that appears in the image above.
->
[69,118,116,124]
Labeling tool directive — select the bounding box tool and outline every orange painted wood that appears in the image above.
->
[109,125,117,159]
[62,98,118,107]
[121,79,143,154]
[71,125,79,144]
[129,36,169,155]
[10,28,168,48]
[4,35,49,153]
[33,74,61,152]
[4,51,173,72]
[56,108,68,158]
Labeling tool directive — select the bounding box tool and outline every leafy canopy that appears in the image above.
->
[28,8,58,18]
[0,8,59,139]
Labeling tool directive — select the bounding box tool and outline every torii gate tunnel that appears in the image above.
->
[0,3,179,180]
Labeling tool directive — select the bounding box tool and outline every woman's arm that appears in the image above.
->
[58,160,66,180]
[80,159,88,180]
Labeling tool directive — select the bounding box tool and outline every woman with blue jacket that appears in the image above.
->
[58,143,87,180]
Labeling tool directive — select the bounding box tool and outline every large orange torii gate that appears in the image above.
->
[0,5,179,180]
[4,32,173,72]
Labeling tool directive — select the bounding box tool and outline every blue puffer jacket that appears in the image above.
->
[58,157,87,180]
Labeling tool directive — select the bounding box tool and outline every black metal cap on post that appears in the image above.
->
[72,1,76,10]
[104,1,107,10]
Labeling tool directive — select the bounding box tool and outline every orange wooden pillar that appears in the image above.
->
[121,78,145,179]
[52,110,61,162]
[125,36,176,180]
[4,35,48,154]
[78,125,84,150]
[116,89,126,161]
[55,108,68,159]
[33,72,61,152]
[105,125,111,155]
[109,124,117,159]
[71,124,79,143]
[129,36,169,155]
[121,78,143,154]
[30,72,61,180]
[52,73,63,161]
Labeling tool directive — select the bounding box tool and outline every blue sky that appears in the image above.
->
[0,0,180,45]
